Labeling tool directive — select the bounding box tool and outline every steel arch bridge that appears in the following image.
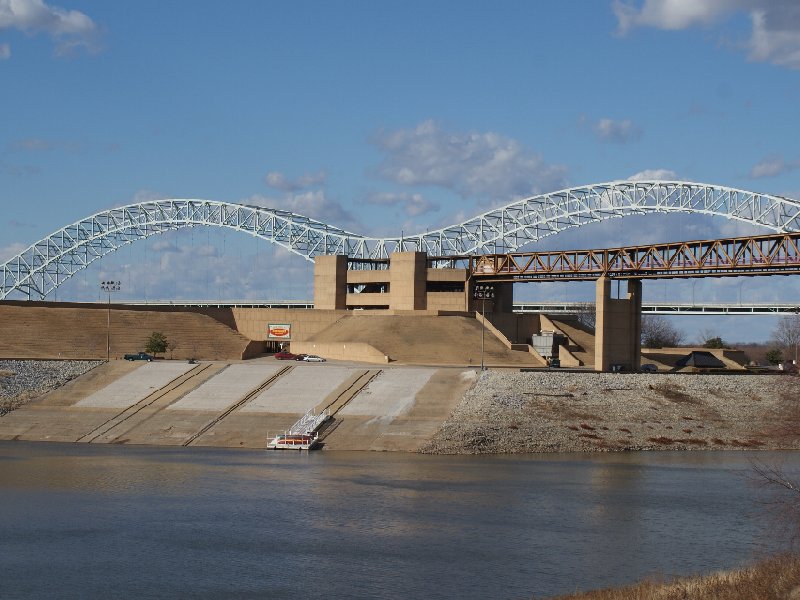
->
[2,180,800,300]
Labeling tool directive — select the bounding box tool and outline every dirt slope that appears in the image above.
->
[308,314,542,366]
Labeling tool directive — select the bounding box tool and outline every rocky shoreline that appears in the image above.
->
[0,360,103,416]
[420,370,800,454]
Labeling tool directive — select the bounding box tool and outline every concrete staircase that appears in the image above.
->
[0,302,259,360]
[546,316,596,368]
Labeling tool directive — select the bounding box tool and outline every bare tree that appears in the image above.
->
[573,302,596,331]
[695,327,722,348]
[641,315,684,348]
[773,313,800,363]
[752,460,800,547]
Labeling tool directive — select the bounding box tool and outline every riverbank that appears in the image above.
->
[1,361,797,453]
[544,553,800,600]
[420,370,800,454]
[0,360,102,416]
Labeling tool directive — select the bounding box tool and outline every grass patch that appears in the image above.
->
[543,554,800,600]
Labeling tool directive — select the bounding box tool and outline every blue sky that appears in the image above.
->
[2,0,800,343]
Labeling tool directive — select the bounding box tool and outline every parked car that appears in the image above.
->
[640,363,658,373]
[294,354,308,361]
[302,354,326,362]
[274,351,296,360]
[124,352,154,361]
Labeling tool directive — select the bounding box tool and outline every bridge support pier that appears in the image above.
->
[594,277,642,372]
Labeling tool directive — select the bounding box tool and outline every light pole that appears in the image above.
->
[473,283,495,371]
[100,280,121,361]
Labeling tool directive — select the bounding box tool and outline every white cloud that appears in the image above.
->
[365,192,439,217]
[0,42,9,59]
[150,240,181,253]
[749,156,800,179]
[246,190,360,232]
[749,7,800,69]
[592,118,642,143]
[370,120,568,204]
[612,0,739,33]
[129,189,169,204]
[12,138,51,151]
[264,170,327,192]
[0,0,99,56]
[613,1,800,70]
[0,241,26,261]
[627,168,678,181]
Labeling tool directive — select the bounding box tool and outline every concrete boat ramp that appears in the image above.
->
[0,360,476,451]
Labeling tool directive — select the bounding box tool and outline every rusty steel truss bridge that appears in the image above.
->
[471,232,800,282]
[2,180,800,300]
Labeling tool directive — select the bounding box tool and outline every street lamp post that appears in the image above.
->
[100,280,121,361]
[473,283,495,371]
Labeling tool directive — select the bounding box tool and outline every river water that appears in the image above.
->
[0,442,796,599]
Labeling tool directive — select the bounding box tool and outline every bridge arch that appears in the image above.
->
[2,181,799,300]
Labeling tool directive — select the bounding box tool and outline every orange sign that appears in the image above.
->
[268,323,292,340]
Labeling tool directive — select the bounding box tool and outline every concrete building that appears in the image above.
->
[313,252,512,313]
[313,251,644,372]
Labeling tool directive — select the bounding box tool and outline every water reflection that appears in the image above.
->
[0,442,796,599]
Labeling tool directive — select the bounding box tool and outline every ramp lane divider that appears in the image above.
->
[76,363,211,444]
[316,369,383,419]
[314,369,383,443]
[182,365,293,447]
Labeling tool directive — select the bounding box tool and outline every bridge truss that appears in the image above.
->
[2,181,800,300]
[471,232,800,281]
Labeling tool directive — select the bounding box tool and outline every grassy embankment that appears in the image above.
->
[543,554,800,600]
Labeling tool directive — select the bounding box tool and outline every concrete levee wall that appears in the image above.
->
[0,301,255,360]
[427,292,468,311]
[558,344,583,367]
[476,312,547,366]
[291,341,390,364]
[488,312,542,345]
[227,307,345,343]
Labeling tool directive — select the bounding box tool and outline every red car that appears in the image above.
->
[274,351,296,360]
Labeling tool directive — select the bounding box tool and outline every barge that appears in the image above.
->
[267,432,320,450]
